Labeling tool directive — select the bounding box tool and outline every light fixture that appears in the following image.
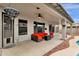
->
[36,7,40,9]
[38,13,42,18]
[4,7,20,18]
[34,13,45,20]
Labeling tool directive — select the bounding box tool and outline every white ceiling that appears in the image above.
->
[0,3,64,25]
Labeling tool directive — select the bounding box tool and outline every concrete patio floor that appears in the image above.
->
[0,34,72,56]
[1,37,63,56]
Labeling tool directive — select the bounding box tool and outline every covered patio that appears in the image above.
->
[0,3,74,56]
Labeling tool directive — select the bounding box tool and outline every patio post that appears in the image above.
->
[58,19,62,39]
[59,19,62,34]
[54,25,56,33]
[62,19,67,40]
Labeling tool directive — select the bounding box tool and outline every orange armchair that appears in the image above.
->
[50,32,54,38]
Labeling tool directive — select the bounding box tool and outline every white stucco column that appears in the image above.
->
[54,25,56,33]
[62,19,67,40]
[58,19,62,39]
[0,9,2,48]
[59,19,62,33]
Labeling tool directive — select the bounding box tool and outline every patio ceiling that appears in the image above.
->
[0,3,64,25]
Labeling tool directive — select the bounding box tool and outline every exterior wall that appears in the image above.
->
[0,12,51,47]
[67,28,71,34]
[0,12,71,47]
[14,15,50,43]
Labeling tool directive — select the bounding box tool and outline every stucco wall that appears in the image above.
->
[14,16,50,43]
[0,13,58,47]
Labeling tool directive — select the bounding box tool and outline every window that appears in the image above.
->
[19,19,27,35]
[49,25,54,32]
[34,21,45,33]
[37,25,44,33]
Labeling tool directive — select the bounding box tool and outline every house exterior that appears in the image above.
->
[67,23,79,35]
[0,3,74,48]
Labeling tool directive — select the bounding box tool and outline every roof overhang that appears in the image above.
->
[45,3,74,24]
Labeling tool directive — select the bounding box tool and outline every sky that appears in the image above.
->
[61,3,79,23]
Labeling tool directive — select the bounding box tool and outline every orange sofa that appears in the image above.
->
[31,32,48,42]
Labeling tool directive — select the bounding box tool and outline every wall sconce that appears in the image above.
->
[4,7,20,18]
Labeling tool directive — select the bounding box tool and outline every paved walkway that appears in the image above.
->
[50,36,79,56]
